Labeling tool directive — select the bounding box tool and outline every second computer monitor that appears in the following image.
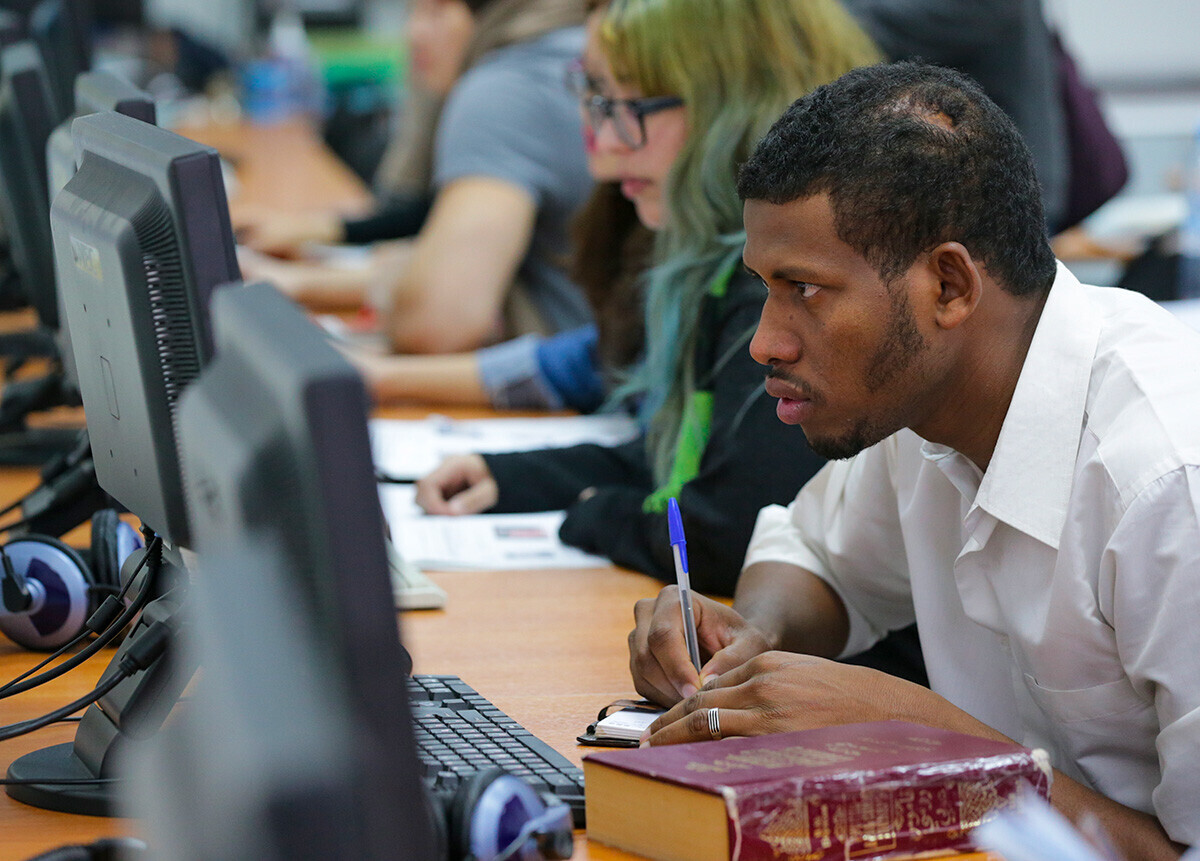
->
[0,40,60,329]
[137,281,438,858]
[46,68,156,198]
[50,110,239,546]
[28,0,92,119]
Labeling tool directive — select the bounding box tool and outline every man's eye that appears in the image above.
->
[797,282,820,299]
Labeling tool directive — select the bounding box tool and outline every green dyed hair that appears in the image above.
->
[599,0,880,483]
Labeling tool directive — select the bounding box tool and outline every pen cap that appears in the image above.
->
[667,497,688,572]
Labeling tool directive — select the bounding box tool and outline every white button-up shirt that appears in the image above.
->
[744,263,1200,842]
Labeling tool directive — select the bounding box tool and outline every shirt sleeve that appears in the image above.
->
[484,437,652,514]
[475,327,605,412]
[434,62,573,207]
[341,192,433,244]
[477,334,563,411]
[1104,465,1200,843]
[743,438,918,656]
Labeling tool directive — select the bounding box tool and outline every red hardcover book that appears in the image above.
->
[583,720,1051,861]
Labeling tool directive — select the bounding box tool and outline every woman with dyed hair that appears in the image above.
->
[417,0,898,609]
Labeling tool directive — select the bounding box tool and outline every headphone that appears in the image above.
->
[434,768,575,861]
[0,508,143,650]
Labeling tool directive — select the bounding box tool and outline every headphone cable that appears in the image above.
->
[0,535,163,700]
[0,619,171,742]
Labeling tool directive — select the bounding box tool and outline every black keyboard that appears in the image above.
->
[408,674,586,827]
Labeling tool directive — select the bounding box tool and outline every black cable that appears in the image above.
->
[0,511,37,533]
[0,776,118,786]
[0,534,160,697]
[0,619,171,741]
[375,470,415,485]
[0,535,163,700]
[0,435,93,524]
[0,672,128,741]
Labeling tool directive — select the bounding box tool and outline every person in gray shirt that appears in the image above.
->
[433,23,594,339]
[238,0,593,354]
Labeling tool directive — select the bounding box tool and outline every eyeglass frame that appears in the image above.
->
[566,61,683,150]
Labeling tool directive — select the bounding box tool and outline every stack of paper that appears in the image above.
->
[592,708,663,743]
[379,484,611,572]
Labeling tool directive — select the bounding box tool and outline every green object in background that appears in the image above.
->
[307,28,406,92]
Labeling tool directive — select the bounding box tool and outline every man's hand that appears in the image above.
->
[629,587,776,707]
[641,652,969,746]
[415,454,498,515]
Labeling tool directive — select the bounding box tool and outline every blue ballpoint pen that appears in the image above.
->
[667,497,703,674]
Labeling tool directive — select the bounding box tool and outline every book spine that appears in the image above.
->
[727,753,1049,861]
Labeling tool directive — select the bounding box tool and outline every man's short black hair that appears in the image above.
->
[737,61,1057,296]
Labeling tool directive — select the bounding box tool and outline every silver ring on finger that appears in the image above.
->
[707,706,722,740]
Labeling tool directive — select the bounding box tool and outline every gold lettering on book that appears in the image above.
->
[684,735,946,775]
[685,746,852,774]
[756,799,813,856]
[956,778,1005,827]
[751,782,1016,859]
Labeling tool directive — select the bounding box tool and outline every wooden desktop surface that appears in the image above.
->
[0,119,993,860]
[177,117,375,220]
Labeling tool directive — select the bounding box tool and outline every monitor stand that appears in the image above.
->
[5,545,193,816]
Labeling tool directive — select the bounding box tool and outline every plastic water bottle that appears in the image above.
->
[268,7,325,117]
[1179,122,1200,299]
[242,6,325,123]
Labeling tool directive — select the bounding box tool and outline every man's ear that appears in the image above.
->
[928,242,982,330]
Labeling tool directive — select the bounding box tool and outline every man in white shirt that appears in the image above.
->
[628,62,1197,858]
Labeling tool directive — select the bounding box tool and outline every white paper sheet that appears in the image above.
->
[371,414,638,480]
[379,484,611,571]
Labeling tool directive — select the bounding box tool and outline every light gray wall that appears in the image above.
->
[146,0,255,57]
[1046,0,1200,89]
[1047,0,1200,201]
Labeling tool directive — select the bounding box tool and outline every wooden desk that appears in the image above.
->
[176,117,374,219]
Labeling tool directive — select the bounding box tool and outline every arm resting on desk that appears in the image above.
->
[385,177,536,354]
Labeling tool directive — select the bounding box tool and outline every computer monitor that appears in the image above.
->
[47,68,156,198]
[0,40,60,330]
[4,109,238,816]
[44,69,155,399]
[126,281,437,858]
[28,0,92,119]
[50,109,237,547]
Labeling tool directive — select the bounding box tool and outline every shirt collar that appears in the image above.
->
[925,262,1101,548]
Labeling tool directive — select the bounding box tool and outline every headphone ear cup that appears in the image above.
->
[446,768,505,861]
[87,509,141,596]
[88,509,116,595]
[0,535,93,650]
[448,768,559,861]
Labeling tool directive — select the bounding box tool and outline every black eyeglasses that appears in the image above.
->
[566,62,683,150]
